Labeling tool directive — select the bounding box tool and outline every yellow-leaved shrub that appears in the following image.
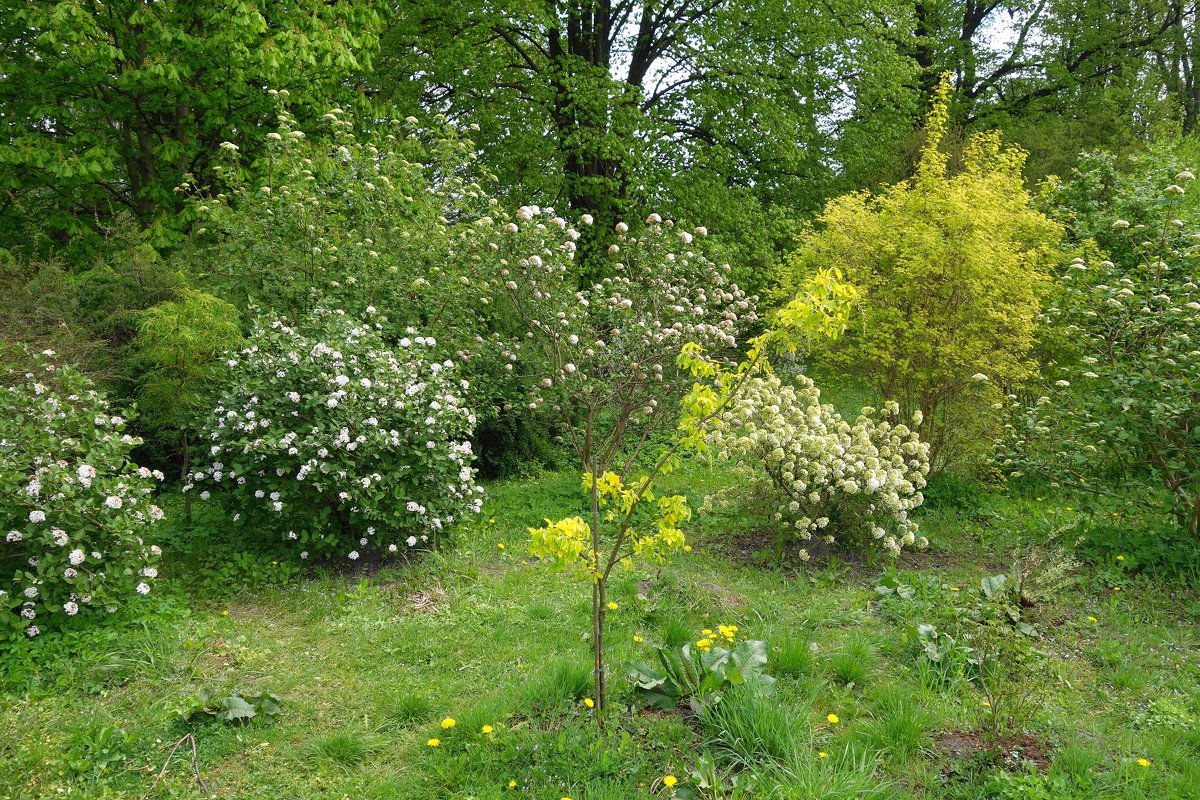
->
[780,76,1065,472]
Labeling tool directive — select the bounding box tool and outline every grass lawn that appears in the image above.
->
[2,466,1199,799]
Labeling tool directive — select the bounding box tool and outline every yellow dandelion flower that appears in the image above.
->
[509,779,517,788]
[819,751,828,758]
[827,713,840,724]
[441,717,456,729]
[683,545,692,552]
[663,775,677,788]
[497,543,505,549]
[633,634,643,643]
[1113,586,1122,592]
[1116,555,1125,561]
[583,698,594,709]
[607,601,618,610]
[1138,758,1151,768]
[1087,616,1098,622]
[482,724,494,734]
[427,738,440,747]
[702,629,713,636]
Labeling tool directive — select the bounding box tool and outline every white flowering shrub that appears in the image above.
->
[708,373,930,558]
[1003,173,1200,537]
[1,353,164,640]
[191,309,482,561]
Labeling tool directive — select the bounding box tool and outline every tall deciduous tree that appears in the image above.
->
[377,1,917,280]
[0,0,383,256]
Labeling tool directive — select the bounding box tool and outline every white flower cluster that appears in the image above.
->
[2,354,163,638]
[708,373,930,558]
[487,208,757,426]
[191,309,483,560]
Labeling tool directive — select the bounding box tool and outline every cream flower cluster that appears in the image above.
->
[486,208,758,429]
[708,373,929,558]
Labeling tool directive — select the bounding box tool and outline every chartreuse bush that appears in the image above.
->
[1,352,164,641]
[781,75,1064,472]
[189,308,482,561]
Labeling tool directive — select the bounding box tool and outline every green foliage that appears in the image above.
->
[827,636,877,687]
[701,685,809,767]
[783,77,1065,472]
[1005,171,1200,538]
[130,289,242,472]
[771,633,817,680]
[0,1,383,255]
[189,308,481,562]
[183,690,282,725]
[1,352,164,641]
[627,628,773,714]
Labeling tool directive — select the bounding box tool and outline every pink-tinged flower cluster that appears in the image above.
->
[190,308,483,560]
[1,353,163,638]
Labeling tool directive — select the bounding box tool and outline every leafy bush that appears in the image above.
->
[707,372,929,558]
[1,352,164,640]
[189,308,482,561]
[130,289,243,489]
[1004,173,1200,538]
[781,77,1063,472]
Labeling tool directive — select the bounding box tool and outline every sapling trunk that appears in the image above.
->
[182,432,192,524]
[590,473,607,720]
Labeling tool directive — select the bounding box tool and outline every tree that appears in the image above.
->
[376,0,917,280]
[0,0,383,256]
[781,77,1064,471]
[488,204,759,717]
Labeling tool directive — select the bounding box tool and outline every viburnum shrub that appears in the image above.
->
[707,372,930,558]
[184,104,540,460]
[189,308,482,561]
[489,207,765,717]
[1,352,164,640]
[1003,173,1200,537]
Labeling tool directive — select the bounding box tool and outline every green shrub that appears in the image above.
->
[1005,171,1200,539]
[1,352,164,641]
